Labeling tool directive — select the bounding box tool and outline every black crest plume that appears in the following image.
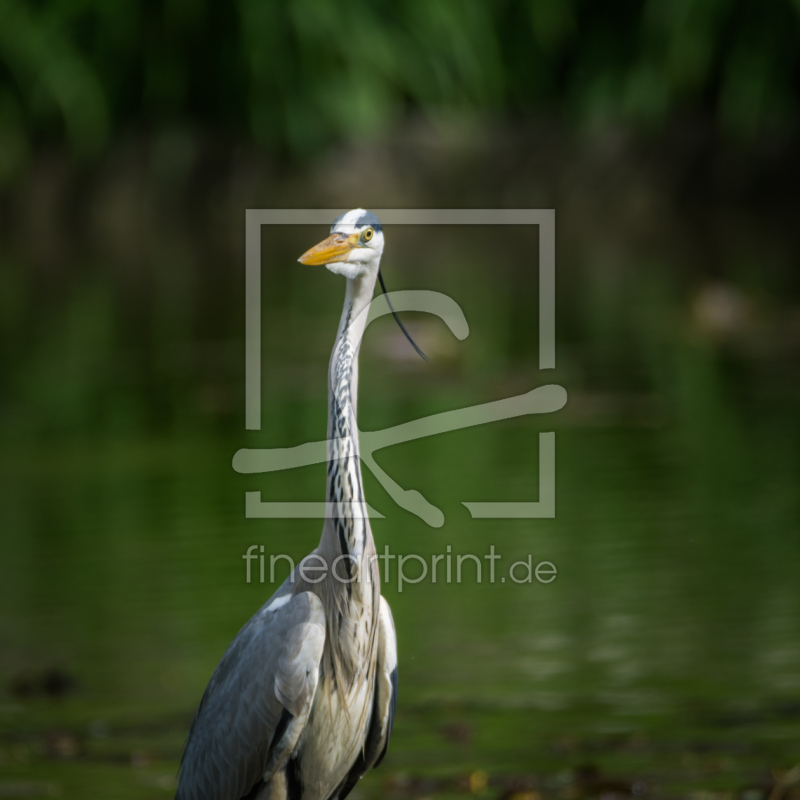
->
[377,271,428,362]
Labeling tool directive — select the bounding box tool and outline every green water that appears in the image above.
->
[1,393,799,797]
[1,224,799,797]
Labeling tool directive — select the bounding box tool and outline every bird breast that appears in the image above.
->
[298,660,375,799]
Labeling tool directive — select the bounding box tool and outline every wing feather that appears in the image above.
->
[177,588,326,800]
[369,596,398,768]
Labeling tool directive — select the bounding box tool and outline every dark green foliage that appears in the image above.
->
[0,0,799,168]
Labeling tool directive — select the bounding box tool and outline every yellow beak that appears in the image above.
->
[298,232,360,265]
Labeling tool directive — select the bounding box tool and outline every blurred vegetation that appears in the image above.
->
[1,4,800,798]
[1,0,800,178]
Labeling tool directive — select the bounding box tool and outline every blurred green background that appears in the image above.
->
[1,2,800,799]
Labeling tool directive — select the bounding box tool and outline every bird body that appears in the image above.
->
[177,211,399,800]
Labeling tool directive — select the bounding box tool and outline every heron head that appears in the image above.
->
[298,209,384,280]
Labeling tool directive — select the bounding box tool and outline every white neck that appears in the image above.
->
[314,270,382,691]
[323,271,378,561]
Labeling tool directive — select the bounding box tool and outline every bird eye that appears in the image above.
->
[362,228,374,242]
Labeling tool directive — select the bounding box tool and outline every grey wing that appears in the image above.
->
[336,596,398,800]
[366,596,398,768]
[176,589,326,800]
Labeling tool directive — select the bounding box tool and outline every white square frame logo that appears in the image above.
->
[234,209,565,527]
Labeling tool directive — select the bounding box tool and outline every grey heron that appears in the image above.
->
[177,209,420,800]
